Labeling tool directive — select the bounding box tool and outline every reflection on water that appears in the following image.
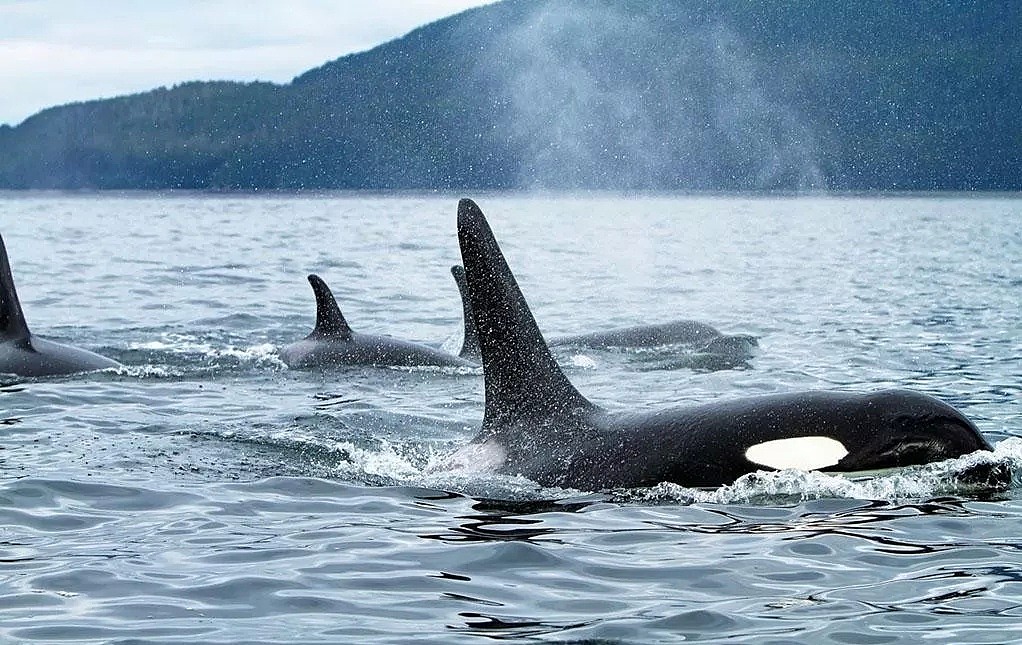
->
[0,194,1020,643]
[419,495,598,544]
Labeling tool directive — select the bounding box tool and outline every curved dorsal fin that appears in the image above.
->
[456,199,595,427]
[306,274,352,339]
[0,233,31,341]
[451,265,481,361]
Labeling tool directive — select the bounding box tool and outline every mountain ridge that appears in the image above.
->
[1,0,1018,190]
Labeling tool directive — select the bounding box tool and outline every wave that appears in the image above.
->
[621,438,1022,505]
[215,416,1022,503]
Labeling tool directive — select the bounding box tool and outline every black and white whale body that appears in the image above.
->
[451,265,757,365]
[0,233,120,377]
[280,274,473,369]
[446,199,993,490]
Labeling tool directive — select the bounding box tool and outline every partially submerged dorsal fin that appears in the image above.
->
[307,274,352,339]
[456,199,595,426]
[0,233,31,341]
[451,265,481,361]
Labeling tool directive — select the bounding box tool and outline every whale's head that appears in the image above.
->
[836,389,992,471]
[739,389,1001,488]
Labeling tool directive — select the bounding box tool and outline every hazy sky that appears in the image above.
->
[0,0,493,126]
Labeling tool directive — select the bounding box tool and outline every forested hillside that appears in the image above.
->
[1,0,1018,190]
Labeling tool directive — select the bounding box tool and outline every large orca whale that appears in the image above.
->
[0,233,120,377]
[280,274,473,369]
[451,264,757,365]
[443,199,993,490]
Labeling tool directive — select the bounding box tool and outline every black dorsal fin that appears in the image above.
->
[456,199,595,427]
[0,233,31,341]
[306,274,353,339]
[451,265,481,361]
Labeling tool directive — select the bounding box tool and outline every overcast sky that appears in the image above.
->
[0,0,493,126]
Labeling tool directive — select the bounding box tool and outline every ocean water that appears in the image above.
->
[1,192,1020,643]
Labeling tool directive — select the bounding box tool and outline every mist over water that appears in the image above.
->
[482,2,826,190]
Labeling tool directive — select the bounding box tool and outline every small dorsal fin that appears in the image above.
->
[451,265,481,361]
[456,199,595,427]
[306,274,352,339]
[0,233,31,341]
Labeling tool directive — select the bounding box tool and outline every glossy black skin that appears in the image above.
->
[450,265,757,362]
[0,336,119,378]
[482,389,991,490]
[0,233,120,377]
[279,274,472,369]
[454,198,992,490]
[551,320,720,349]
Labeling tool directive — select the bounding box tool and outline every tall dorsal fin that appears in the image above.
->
[306,274,352,339]
[451,265,481,361]
[456,199,595,427]
[0,233,31,341]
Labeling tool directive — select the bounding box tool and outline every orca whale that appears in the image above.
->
[451,265,483,362]
[279,274,473,369]
[0,233,120,378]
[444,198,993,490]
[451,264,757,365]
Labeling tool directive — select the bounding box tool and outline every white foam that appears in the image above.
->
[569,354,598,369]
[387,364,481,375]
[624,439,1022,505]
[129,334,286,367]
[429,440,507,474]
[315,438,421,480]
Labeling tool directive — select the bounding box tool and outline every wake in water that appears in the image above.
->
[199,422,1022,505]
[625,438,1022,505]
[438,437,1020,503]
[120,333,285,378]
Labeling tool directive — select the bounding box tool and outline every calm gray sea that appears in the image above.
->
[1,193,1020,643]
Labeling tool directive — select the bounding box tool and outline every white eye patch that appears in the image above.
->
[744,436,849,471]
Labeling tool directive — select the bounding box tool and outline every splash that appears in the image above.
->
[326,439,423,482]
[127,334,286,368]
[568,354,598,370]
[624,439,1022,505]
[266,431,1022,504]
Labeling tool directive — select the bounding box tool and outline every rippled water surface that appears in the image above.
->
[1,193,1020,643]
